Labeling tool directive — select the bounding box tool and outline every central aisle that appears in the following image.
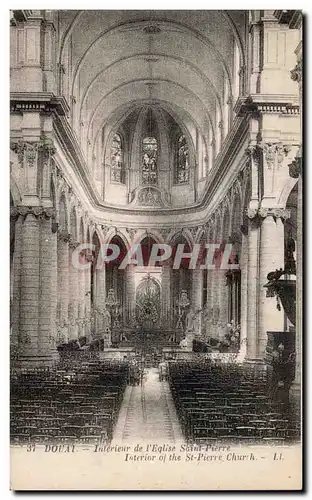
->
[112,368,184,443]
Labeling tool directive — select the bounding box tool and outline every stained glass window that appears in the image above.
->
[175,134,189,184]
[110,133,124,183]
[142,137,158,185]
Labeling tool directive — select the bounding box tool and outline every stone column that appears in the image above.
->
[239,230,248,358]
[125,264,136,324]
[246,212,260,360]
[18,210,40,364]
[68,238,79,341]
[161,261,171,325]
[57,231,69,344]
[94,262,106,340]
[11,212,23,351]
[77,251,86,339]
[258,208,287,356]
[50,218,58,355]
[38,210,58,361]
[84,250,92,342]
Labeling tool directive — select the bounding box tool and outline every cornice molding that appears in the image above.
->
[235,94,300,117]
[10,93,70,116]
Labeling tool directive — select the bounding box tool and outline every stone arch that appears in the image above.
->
[194,225,207,244]
[104,227,131,249]
[167,228,193,249]
[277,177,299,208]
[90,225,104,246]
[133,229,165,246]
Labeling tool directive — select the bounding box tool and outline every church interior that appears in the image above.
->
[10,10,302,446]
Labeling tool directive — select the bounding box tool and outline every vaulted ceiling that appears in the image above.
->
[57,10,247,155]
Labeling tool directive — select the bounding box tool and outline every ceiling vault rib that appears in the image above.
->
[78,52,223,126]
[69,18,233,102]
[86,77,215,143]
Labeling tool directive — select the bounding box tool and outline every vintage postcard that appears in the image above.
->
[10,9,302,490]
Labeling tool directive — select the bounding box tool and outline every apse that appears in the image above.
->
[103,105,202,208]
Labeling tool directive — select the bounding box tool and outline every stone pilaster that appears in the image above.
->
[10,11,57,94]
[68,237,79,341]
[258,208,289,356]
[57,231,69,344]
[249,14,261,93]
[246,211,260,360]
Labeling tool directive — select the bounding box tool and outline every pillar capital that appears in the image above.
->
[11,135,56,167]
[246,205,290,222]
[259,142,292,170]
[246,207,259,220]
[258,207,291,221]
[10,205,56,219]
